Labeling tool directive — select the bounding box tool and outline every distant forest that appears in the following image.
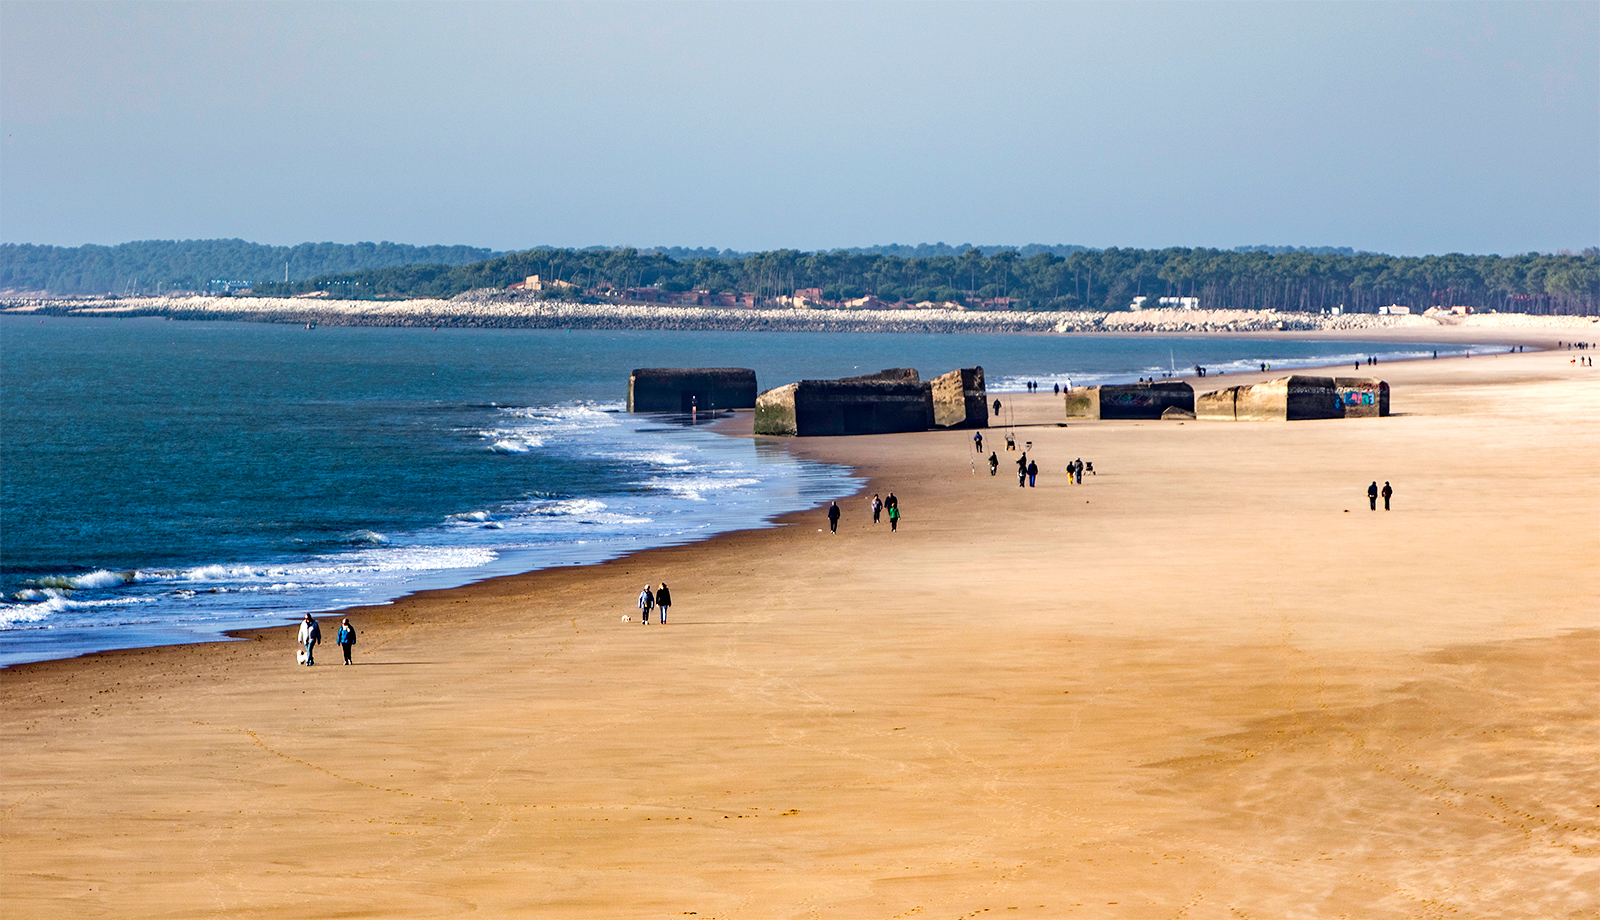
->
[4,238,1596,314]
[0,239,501,295]
[249,245,1600,315]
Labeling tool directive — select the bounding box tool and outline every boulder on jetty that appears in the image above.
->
[1063,382,1195,420]
[930,367,989,429]
[755,369,935,437]
[627,368,757,413]
[1197,375,1389,420]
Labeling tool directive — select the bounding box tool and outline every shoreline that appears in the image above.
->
[4,335,1596,916]
[0,326,1584,672]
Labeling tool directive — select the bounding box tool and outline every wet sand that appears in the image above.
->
[3,340,1598,918]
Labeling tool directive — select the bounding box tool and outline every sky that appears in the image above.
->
[2,1,1596,256]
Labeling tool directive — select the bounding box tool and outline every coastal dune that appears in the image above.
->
[2,344,1597,918]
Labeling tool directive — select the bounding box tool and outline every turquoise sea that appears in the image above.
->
[0,315,1487,666]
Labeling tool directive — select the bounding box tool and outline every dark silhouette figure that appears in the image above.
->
[827,501,840,533]
[1381,482,1392,511]
[974,431,984,453]
[1368,481,1379,511]
[988,451,999,476]
[1026,460,1038,487]
[993,398,1002,416]
[655,583,672,623]
[1016,453,1028,487]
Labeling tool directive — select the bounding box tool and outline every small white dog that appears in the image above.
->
[621,614,631,622]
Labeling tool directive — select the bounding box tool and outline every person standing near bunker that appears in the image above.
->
[336,617,356,665]
[974,431,984,453]
[988,451,999,476]
[1368,481,1379,511]
[1381,482,1393,511]
[638,584,654,624]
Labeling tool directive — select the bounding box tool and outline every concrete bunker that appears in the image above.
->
[930,367,988,429]
[1196,375,1389,420]
[755,369,935,437]
[1063,382,1195,420]
[627,368,758,413]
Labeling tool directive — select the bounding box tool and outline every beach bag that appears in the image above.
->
[296,648,308,665]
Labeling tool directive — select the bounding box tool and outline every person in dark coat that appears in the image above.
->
[988,451,999,476]
[1368,481,1379,510]
[655,583,672,623]
[974,431,983,453]
[827,501,840,534]
[1381,481,1393,511]
[1026,459,1038,487]
[1016,453,1028,487]
[336,617,356,665]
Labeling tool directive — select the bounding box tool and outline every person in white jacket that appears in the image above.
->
[297,613,322,665]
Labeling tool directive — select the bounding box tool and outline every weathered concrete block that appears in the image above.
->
[1196,386,1243,420]
[1197,375,1385,420]
[755,370,935,436]
[1062,382,1195,420]
[1161,405,1196,420]
[930,367,988,429]
[628,368,757,413]
[1332,377,1390,418]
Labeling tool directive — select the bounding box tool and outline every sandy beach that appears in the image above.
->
[3,333,1597,918]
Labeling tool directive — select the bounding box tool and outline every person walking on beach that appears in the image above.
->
[297,613,321,666]
[974,431,983,453]
[988,451,999,476]
[1026,459,1038,487]
[336,617,356,665]
[655,583,672,623]
[888,502,900,532]
[638,584,654,624]
[827,501,841,534]
[1016,453,1028,487]
[871,493,883,524]
[1368,481,1379,511]
[993,398,1002,417]
[1381,481,1393,511]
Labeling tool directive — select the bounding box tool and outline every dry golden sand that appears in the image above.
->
[3,343,1598,919]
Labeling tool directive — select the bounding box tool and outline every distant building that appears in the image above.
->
[508,275,578,293]
[1377,304,1411,315]
[1159,296,1199,310]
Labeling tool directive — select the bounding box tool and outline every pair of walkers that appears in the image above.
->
[636,582,672,624]
[297,613,356,666]
[1368,481,1393,511]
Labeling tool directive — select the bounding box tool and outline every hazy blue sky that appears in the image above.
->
[2,1,1595,255]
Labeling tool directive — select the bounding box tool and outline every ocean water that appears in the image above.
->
[0,316,1487,666]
